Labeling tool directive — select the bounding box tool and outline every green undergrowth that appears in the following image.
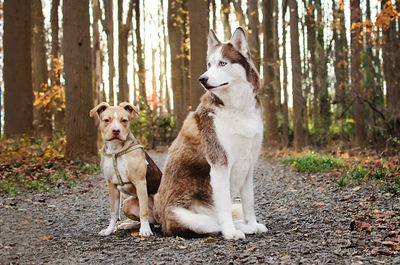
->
[282,152,400,195]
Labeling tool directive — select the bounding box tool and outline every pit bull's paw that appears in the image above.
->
[222,227,245,240]
[99,228,114,236]
[139,221,153,237]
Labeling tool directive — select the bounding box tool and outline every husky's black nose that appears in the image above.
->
[199,75,208,85]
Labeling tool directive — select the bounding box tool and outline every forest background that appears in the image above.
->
[0,0,399,194]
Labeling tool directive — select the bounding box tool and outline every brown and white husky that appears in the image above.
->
[154,27,267,240]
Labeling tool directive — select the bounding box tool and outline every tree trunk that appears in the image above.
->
[93,0,102,106]
[210,0,217,31]
[262,0,280,147]
[4,0,34,137]
[232,0,246,28]
[315,0,330,139]
[168,0,188,129]
[32,0,52,138]
[135,0,148,109]
[247,0,260,72]
[289,0,304,150]
[63,0,98,162]
[281,2,289,148]
[304,1,318,134]
[382,0,400,136]
[332,0,348,141]
[118,0,134,104]
[103,0,115,105]
[50,0,64,132]
[221,0,231,40]
[188,0,209,109]
[350,0,367,148]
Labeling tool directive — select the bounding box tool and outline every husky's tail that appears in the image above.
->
[172,203,244,234]
[172,207,221,234]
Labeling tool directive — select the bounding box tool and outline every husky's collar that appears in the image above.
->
[101,143,144,186]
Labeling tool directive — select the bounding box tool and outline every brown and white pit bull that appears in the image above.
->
[90,102,162,237]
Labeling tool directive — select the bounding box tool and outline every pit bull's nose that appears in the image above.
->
[112,129,120,135]
[199,75,208,85]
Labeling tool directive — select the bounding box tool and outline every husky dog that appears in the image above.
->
[154,27,267,240]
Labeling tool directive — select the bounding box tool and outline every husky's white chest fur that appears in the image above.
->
[213,104,263,195]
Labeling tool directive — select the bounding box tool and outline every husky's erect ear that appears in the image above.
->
[207,29,221,57]
[89,102,110,120]
[119,102,140,118]
[230,27,250,60]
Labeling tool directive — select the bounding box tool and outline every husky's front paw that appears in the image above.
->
[139,221,153,237]
[222,227,245,240]
[99,228,114,236]
[235,221,257,234]
[250,222,268,233]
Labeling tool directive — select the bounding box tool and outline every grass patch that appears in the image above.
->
[282,152,345,173]
[281,151,400,195]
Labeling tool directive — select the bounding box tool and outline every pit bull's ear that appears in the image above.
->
[207,29,221,58]
[230,27,250,60]
[90,102,110,120]
[119,102,139,118]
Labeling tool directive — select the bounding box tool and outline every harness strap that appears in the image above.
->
[102,144,144,186]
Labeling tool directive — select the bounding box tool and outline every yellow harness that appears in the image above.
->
[101,143,144,186]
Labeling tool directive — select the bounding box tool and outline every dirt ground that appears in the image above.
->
[1,152,399,264]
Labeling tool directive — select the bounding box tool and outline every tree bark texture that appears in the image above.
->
[221,0,231,40]
[32,0,52,137]
[262,0,280,147]
[289,0,304,150]
[188,0,209,109]
[281,2,289,147]
[4,0,34,137]
[247,0,260,72]
[63,0,98,162]
[168,0,188,129]
[350,0,367,148]
[102,0,115,106]
[50,0,64,131]
[118,0,134,104]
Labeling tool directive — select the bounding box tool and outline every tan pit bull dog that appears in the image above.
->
[90,102,162,237]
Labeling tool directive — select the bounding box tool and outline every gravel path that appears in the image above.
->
[1,152,399,264]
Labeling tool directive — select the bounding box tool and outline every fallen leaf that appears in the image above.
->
[350,220,372,232]
[41,236,51,241]
[352,186,361,192]
[312,202,326,207]
[371,248,393,255]
[140,237,147,241]
[247,247,256,252]
[177,245,186,249]
[131,232,140,237]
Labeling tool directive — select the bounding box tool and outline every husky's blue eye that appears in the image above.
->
[219,61,227,67]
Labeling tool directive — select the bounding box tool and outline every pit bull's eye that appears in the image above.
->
[122,119,128,123]
[218,61,227,67]
[104,118,110,123]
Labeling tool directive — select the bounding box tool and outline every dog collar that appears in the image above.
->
[101,143,144,186]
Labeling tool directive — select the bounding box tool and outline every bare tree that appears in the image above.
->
[63,0,98,161]
[168,0,189,129]
[350,0,367,148]
[32,0,52,137]
[117,0,134,104]
[288,0,304,150]
[262,0,280,147]
[247,0,260,72]
[4,0,34,137]
[221,0,231,40]
[102,0,115,105]
[188,0,209,109]
[50,0,64,131]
